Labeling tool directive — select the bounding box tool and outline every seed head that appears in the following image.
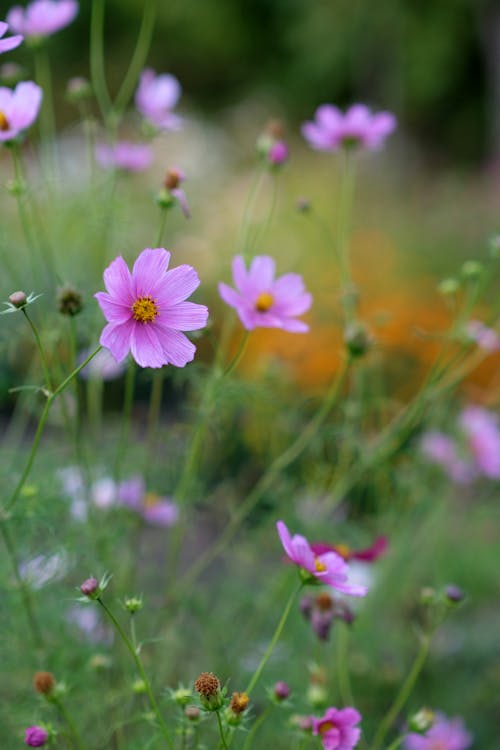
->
[194,671,220,698]
[33,672,55,696]
[57,285,83,316]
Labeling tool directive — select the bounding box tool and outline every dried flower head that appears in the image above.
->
[57,284,83,316]
[33,671,55,695]
[230,692,249,715]
[194,672,220,698]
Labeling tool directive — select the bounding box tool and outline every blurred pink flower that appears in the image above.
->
[7,0,78,38]
[0,80,42,141]
[311,536,388,563]
[465,320,500,353]
[420,431,474,484]
[460,406,500,479]
[219,255,312,332]
[117,476,179,527]
[268,140,289,165]
[24,726,48,747]
[78,346,126,381]
[0,21,23,52]
[302,104,396,151]
[95,141,152,172]
[95,247,208,368]
[135,68,182,130]
[312,706,362,750]
[276,521,367,596]
[404,712,472,750]
[162,167,190,218]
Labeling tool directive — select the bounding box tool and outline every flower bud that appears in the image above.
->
[438,278,460,295]
[66,77,93,103]
[461,260,483,279]
[444,584,465,604]
[124,596,143,614]
[57,285,83,316]
[80,577,99,598]
[419,586,437,606]
[268,140,289,166]
[273,681,290,701]
[132,679,147,694]
[24,726,49,747]
[164,167,183,191]
[225,692,249,725]
[33,672,55,696]
[408,707,435,734]
[184,705,201,722]
[344,321,371,358]
[290,714,314,733]
[172,687,192,706]
[307,683,327,709]
[194,672,224,711]
[9,290,27,308]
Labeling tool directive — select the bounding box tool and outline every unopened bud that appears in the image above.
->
[33,672,56,696]
[420,586,437,606]
[273,681,290,701]
[66,77,93,102]
[438,278,460,295]
[124,596,143,614]
[172,687,192,706]
[80,577,99,598]
[408,707,435,734]
[307,683,327,709]
[345,321,372,358]
[57,285,83,316]
[132,679,147,694]
[461,260,483,279]
[164,168,183,191]
[184,705,201,722]
[8,290,27,308]
[444,584,465,604]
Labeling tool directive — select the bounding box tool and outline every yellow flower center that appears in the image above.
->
[0,110,10,131]
[144,492,159,508]
[132,295,159,323]
[314,558,327,573]
[255,291,274,312]
[319,721,336,735]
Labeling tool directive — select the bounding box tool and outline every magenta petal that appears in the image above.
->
[103,256,134,303]
[218,282,243,310]
[154,326,196,367]
[132,248,171,297]
[232,255,251,294]
[9,81,42,130]
[0,33,23,52]
[94,292,131,323]
[130,324,167,368]
[158,301,208,331]
[100,321,133,362]
[156,264,201,306]
[249,255,276,288]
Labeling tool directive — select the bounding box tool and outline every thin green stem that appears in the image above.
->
[4,346,102,514]
[215,710,229,750]
[144,368,165,480]
[336,150,357,324]
[241,705,272,750]
[371,636,431,750]
[113,0,157,116]
[23,309,52,390]
[384,736,405,750]
[245,580,302,696]
[90,0,113,122]
[97,598,173,748]
[336,623,354,707]
[155,207,169,247]
[174,358,350,594]
[54,698,86,750]
[238,167,265,259]
[0,521,44,649]
[34,45,56,150]
[224,331,249,375]
[113,361,136,483]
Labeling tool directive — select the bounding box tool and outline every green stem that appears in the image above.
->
[0,521,44,649]
[215,710,229,750]
[4,346,102,514]
[54,697,86,750]
[336,150,357,325]
[245,580,302,696]
[113,0,157,116]
[97,598,173,748]
[224,331,249,375]
[174,358,350,593]
[113,361,136,483]
[155,207,169,247]
[90,0,113,122]
[34,45,56,150]
[336,623,354,706]
[384,736,405,750]
[241,705,272,750]
[371,636,431,750]
[23,308,52,390]
[238,167,265,259]
[144,368,165,480]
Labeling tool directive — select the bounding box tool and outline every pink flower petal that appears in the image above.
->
[129,323,167,368]
[132,247,171,297]
[94,292,132,323]
[157,301,208,331]
[154,326,196,367]
[103,256,134,303]
[100,320,134,362]
[156,264,201,307]
[248,255,276,288]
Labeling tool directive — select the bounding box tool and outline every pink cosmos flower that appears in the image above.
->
[24,726,48,747]
[460,406,500,479]
[0,21,23,52]
[276,521,367,596]
[219,255,312,332]
[312,706,362,750]
[95,141,152,172]
[135,68,182,131]
[7,0,78,38]
[117,476,179,527]
[403,712,473,750]
[311,536,388,563]
[0,80,42,141]
[302,104,396,151]
[420,431,474,484]
[465,320,500,353]
[94,248,208,368]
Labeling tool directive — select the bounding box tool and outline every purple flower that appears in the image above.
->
[466,320,500,353]
[302,104,396,151]
[276,521,367,597]
[7,0,78,38]
[312,706,362,750]
[460,406,500,479]
[404,712,472,750]
[268,140,288,165]
[135,68,182,131]
[95,141,152,173]
[0,80,42,141]
[0,21,23,52]
[95,247,209,369]
[24,726,48,747]
[219,255,312,332]
[420,431,474,484]
[117,477,178,527]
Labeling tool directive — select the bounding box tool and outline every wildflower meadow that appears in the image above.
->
[1,2,499,749]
